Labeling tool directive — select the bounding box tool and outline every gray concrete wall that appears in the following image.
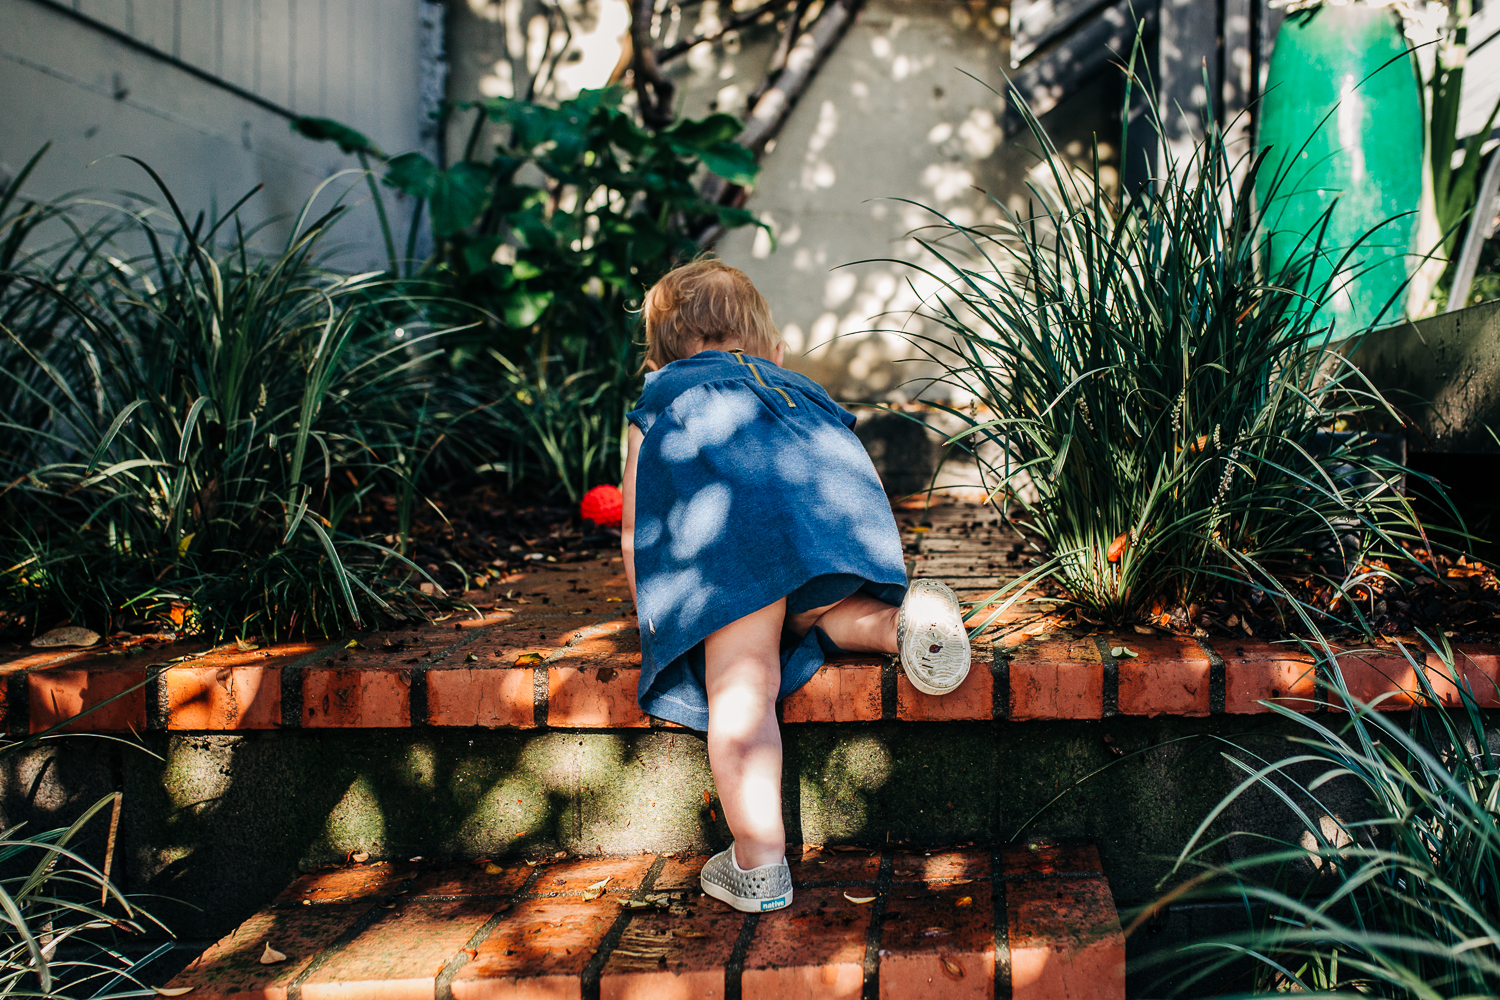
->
[1,0,443,268]
[710,0,1121,402]
[1346,298,1500,453]
[1,716,1377,947]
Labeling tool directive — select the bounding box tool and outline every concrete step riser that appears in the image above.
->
[1,714,1355,945]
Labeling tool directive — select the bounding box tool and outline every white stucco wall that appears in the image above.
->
[1,0,441,268]
[704,0,1118,402]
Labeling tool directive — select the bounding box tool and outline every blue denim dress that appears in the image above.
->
[627,350,908,730]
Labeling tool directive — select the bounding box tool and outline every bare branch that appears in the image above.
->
[697,0,863,245]
[657,0,801,62]
[631,0,677,128]
[737,0,860,154]
[745,0,815,109]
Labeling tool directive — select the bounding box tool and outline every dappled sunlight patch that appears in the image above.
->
[321,774,387,858]
[450,773,548,855]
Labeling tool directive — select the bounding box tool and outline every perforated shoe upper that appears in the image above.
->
[700,846,792,905]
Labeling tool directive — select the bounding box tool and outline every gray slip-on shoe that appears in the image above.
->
[700,843,793,913]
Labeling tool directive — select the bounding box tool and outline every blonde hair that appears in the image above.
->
[641,259,779,369]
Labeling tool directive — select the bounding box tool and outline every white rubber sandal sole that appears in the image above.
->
[897,579,971,696]
[700,877,792,913]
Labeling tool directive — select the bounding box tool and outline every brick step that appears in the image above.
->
[7,498,1492,736]
[166,843,1124,1000]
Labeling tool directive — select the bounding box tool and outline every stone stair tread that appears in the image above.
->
[167,844,1125,999]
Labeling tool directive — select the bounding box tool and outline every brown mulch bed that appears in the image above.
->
[349,486,622,595]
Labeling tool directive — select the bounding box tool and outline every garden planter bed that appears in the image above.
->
[4,502,1496,736]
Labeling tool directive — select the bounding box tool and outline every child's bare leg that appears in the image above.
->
[786,593,899,654]
[704,598,788,871]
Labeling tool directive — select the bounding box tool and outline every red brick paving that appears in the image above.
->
[1007,877,1125,1000]
[166,846,1125,1000]
[598,901,742,1000]
[880,881,996,1000]
[300,899,496,1000]
[897,660,993,721]
[168,903,376,1000]
[274,861,423,905]
[1114,635,1212,717]
[740,886,872,1000]
[427,665,536,728]
[1008,640,1104,721]
[301,666,411,728]
[1222,641,1319,714]
[28,664,147,733]
[781,657,882,723]
[448,895,622,998]
[548,665,649,728]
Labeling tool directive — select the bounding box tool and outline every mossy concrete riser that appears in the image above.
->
[0,715,1382,944]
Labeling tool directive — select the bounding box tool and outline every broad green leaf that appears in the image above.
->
[292,117,380,156]
[694,142,759,186]
[430,162,491,238]
[502,289,554,328]
[663,113,744,150]
[462,236,505,274]
[384,152,441,199]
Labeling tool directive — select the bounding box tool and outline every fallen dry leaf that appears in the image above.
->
[942,957,965,980]
[514,652,544,666]
[844,892,877,905]
[582,877,611,901]
[350,852,370,864]
[484,863,505,875]
[954,896,974,908]
[618,898,668,910]
[1107,532,1129,563]
[30,626,100,649]
[259,944,287,965]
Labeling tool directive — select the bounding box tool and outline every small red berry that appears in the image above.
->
[579,484,623,528]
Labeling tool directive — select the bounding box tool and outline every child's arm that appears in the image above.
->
[621,424,644,605]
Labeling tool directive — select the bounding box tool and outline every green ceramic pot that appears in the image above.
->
[1256,4,1423,337]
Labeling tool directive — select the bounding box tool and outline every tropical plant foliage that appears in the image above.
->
[293,86,763,500]
[0,148,461,639]
[877,76,1441,624]
[1138,630,1500,998]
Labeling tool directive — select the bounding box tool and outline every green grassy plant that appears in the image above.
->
[1,149,465,638]
[0,675,170,999]
[1133,629,1500,998]
[873,70,1442,624]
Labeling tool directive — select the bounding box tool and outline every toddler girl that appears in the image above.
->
[621,259,970,913]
